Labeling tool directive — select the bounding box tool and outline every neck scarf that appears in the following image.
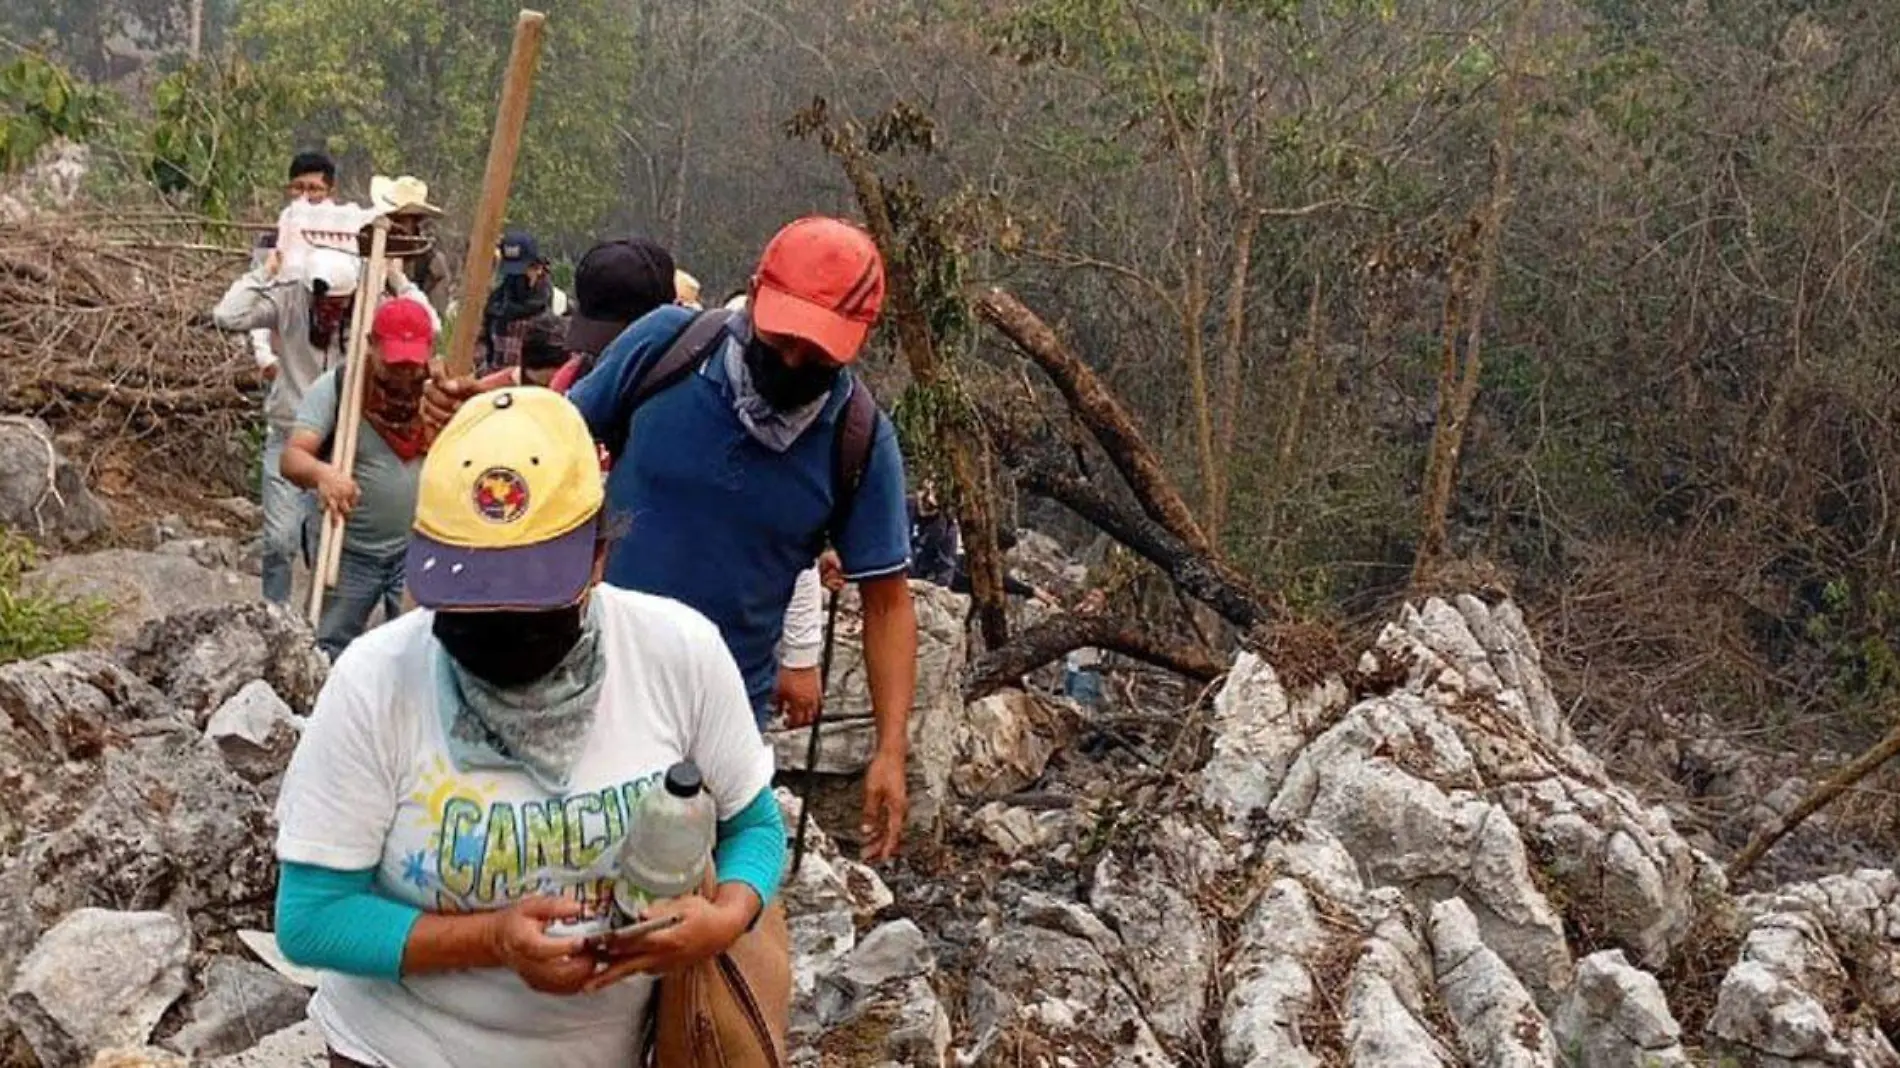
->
[722,331,831,453]
[433,598,607,793]
[482,274,551,340]
[362,371,428,461]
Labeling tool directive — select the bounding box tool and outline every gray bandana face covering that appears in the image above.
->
[433,598,607,793]
[723,333,828,452]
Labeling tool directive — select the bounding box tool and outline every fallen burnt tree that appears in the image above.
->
[962,612,1225,701]
[953,285,1284,692]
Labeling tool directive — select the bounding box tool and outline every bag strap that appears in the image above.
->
[628,308,736,415]
[824,379,879,549]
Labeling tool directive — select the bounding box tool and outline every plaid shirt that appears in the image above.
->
[480,316,533,375]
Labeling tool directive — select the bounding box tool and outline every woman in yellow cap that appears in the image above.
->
[270,387,785,1066]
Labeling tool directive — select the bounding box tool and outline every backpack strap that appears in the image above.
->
[825,379,880,549]
[628,308,736,414]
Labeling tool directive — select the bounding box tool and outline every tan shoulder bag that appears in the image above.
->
[646,893,792,1068]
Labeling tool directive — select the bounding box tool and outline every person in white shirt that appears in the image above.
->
[272,386,786,1068]
[241,151,336,603]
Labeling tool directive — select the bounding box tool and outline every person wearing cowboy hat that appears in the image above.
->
[374,175,454,320]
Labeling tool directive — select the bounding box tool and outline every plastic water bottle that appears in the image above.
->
[612,761,716,918]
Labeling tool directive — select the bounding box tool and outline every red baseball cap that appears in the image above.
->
[751,217,885,364]
[372,298,435,364]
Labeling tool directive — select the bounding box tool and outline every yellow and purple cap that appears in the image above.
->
[407,387,602,610]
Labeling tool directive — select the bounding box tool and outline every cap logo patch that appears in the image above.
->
[503,244,522,258]
[473,466,530,523]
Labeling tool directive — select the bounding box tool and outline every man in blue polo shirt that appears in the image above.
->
[424,218,918,861]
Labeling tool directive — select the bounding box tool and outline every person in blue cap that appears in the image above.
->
[478,231,568,375]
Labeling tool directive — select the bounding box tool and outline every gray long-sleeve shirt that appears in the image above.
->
[213,270,346,432]
[214,267,430,432]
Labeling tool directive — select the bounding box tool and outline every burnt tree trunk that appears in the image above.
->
[974,288,1214,558]
[822,125,1011,648]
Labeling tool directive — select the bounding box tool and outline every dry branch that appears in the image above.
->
[963,613,1225,701]
[1005,445,1274,630]
[973,287,1215,558]
[1727,715,1900,880]
[0,220,259,492]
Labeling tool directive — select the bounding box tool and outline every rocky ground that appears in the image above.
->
[4,497,1900,1065]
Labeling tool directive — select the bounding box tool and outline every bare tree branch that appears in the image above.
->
[964,613,1225,701]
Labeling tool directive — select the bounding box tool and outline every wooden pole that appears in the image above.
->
[308,219,392,627]
[443,9,547,378]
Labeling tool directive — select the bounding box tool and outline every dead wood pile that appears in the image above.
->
[0,216,260,491]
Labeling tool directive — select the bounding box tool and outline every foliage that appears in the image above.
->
[231,0,638,248]
[148,56,292,217]
[0,531,107,666]
[0,51,104,173]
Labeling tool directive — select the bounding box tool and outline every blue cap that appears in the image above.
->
[497,231,540,276]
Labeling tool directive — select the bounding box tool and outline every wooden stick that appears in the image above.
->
[443,9,547,378]
[307,219,392,626]
[1727,715,1900,880]
[326,224,394,586]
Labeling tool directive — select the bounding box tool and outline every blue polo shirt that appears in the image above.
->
[568,306,910,723]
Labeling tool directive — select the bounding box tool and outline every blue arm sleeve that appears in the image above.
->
[568,305,694,461]
[714,788,788,907]
[836,412,911,580]
[275,862,422,980]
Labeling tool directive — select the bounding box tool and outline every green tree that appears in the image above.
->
[232,0,638,247]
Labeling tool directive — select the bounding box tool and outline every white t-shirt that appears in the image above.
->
[275,586,775,1068]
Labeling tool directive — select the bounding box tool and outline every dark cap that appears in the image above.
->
[497,231,540,276]
[566,237,676,355]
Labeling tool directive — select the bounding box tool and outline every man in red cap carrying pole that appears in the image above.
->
[283,297,438,658]
[424,217,918,862]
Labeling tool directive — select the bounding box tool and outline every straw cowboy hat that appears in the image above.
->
[370,175,442,217]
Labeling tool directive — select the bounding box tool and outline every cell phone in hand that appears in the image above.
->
[583,914,682,959]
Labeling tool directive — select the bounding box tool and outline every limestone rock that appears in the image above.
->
[154,536,254,575]
[23,551,252,646]
[1222,828,1455,1068]
[204,680,302,783]
[122,601,328,721]
[0,726,276,1023]
[87,1049,187,1068]
[201,1021,326,1067]
[1710,873,1900,1067]
[1090,847,1213,1053]
[961,893,1173,1067]
[1375,598,1719,968]
[0,416,108,547]
[0,651,182,849]
[968,802,1072,858]
[767,582,965,833]
[1741,869,1900,1031]
[1201,653,1345,829]
[1267,690,1575,1007]
[1427,898,1557,1068]
[166,957,310,1059]
[7,909,189,1068]
[1550,950,1689,1068]
[775,789,904,1056]
[948,689,1076,801]
[808,921,949,1068]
